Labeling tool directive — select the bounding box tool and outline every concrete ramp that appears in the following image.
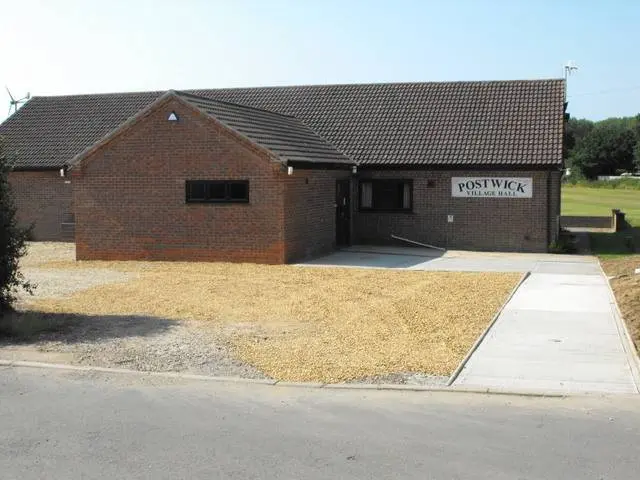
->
[453,267,640,395]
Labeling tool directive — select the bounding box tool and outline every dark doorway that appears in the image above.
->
[335,179,351,246]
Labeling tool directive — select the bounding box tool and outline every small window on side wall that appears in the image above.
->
[359,179,412,212]
[186,180,249,203]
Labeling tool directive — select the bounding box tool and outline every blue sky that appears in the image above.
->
[1,0,639,121]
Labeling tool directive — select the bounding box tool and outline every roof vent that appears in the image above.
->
[168,111,179,122]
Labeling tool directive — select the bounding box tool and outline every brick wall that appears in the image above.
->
[549,170,562,243]
[73,98,288,263]
[353,170,558,252]
[8,170,74,241]
[283,169,349,262]
[561,215,613,230]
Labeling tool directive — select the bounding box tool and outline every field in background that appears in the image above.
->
[562,185,640,257]
[562,186,640,226]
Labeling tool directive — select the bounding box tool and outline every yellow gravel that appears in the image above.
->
[30,258,519,382]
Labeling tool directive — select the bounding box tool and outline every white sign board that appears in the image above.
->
[452,177,533,198]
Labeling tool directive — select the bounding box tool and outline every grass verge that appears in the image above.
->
[600,255,640,354]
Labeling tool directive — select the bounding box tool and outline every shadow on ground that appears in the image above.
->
[590,227,640,256]
[302,245,446,269]
[0,310,177,344]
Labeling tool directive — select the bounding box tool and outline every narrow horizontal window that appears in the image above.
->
[359,179,413,212]
[186,180,249,203]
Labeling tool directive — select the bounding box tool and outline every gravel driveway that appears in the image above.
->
[2,243,266,379]
[0,242,474,386]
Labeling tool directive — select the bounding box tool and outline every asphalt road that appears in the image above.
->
[1,367,639,479]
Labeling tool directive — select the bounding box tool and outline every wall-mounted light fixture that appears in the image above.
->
[351,165,358,175]
[287,166,294,175]
[59,168,65,177]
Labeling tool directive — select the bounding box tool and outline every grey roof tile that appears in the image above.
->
[0,79,565,169]
[176,92,350,165]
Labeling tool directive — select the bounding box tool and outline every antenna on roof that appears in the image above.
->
[6,86,30,116]
[563,61,578,101]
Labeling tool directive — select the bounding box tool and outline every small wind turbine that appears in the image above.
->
[6,86,30,115]
[563,61,578,80]
[563,61,578,101]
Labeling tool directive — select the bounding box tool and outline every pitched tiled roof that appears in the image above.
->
[1,92,162,169]
[175,92,350,165]
[0,79,565,169]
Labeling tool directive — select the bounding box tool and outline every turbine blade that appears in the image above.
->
[5,86,16,102]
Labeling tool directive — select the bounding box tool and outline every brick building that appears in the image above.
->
[0,79,565,263]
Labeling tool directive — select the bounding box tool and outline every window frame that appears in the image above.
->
[358,179,414,213]
[185,180,250,204]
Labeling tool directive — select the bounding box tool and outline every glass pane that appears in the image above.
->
[229,182,248,200]
[373,181,395,210]
[360,182,373,208]
[367,180,411,210]
[395,182,405,209]
[208,182,226,200]
[188,182,206,201]
[402,182,411,209]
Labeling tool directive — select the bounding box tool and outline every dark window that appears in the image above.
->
[188,182,206,201]
[186,180,249,203]
[208,182,226,200]
[228,182,249,201]
[359,179,412,212]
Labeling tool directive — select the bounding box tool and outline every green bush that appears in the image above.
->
[549,234,578,254]
[0,138,32,314]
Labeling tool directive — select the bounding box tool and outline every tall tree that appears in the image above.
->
[570,122,637,179]
[0,138,31,313]
[565,118,594,167]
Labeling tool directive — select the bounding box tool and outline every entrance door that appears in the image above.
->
[335,179,351,246]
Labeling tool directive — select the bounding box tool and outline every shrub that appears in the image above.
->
[549,234,578,254]
[564,178,640,190]
[0,138,32,314]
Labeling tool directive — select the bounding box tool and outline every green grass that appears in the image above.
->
[562,185,640,257]
[562,186,640,225]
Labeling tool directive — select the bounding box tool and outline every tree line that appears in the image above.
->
[565,114,640,179]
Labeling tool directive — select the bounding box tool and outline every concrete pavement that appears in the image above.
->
[305,246,639,395]
[302,245,597,272]
[2,366,640,480]
[454,262,640,394]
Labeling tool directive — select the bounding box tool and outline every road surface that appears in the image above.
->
[1,366,639,479]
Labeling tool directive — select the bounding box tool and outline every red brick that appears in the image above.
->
[8,170,73,241]
[71,98,345,263]
[353,170,561,252]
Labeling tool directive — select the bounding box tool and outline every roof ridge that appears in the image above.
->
[192,78,565,92]
[25,78,565,100]
[26,90,165,100]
